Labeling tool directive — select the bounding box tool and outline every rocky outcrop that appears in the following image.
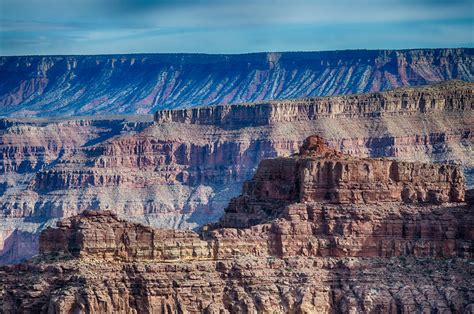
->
[39,211,211,261]
[257,149,465,205]
[210,137,471,261]
[38,203,472,263]
[2,254,472,313]
[33,136,473,262]
[0,116,153,175]
[1,137,472,313]
[0,81,473,265]
[218,135,465,228]
[1,49,473,117]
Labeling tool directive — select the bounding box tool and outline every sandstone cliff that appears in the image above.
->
[1,137,472,313]
[1,49,472,117]
[0,81,472,265]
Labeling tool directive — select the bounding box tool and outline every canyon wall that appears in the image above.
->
[1,137,472,313]
[1,48,473,117]
[0,81,472,265]
[155,79,472,126]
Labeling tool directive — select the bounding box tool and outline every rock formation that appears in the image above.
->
[0,136,472,313]
[154,79,473,125]
[1,49,473,117]
[0,80,473,265]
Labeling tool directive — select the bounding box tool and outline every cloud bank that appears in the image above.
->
[0,0,472,55]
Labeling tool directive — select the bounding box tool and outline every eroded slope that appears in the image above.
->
[1,49,472,117]
[0,81,472,265]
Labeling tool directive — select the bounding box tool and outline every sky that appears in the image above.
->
[0,0,473,56]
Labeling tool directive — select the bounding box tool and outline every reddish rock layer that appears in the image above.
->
[37,138,470,262]
[1,136,473,312]
[2,203,473,311]
[0,81,472,265]
[40,211,211,262]
[218,139,465,230]
[39,200,472,263]
[2,256,472,313]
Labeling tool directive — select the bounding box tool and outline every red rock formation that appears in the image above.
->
[40,210,211,261]
[1,81,473,265]
[2,254,472,313]
[1,137,472,312]
[218,139,465,229]
[298,135,342,157]
[35,137,470,262]
[210,136,471,262]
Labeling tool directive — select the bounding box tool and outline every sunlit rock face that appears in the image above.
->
[0,80,472,265]
[1,48,473,117]
[1,136,472,313]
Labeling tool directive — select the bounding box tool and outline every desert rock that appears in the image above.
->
[0,81,472,264]
[1,137,472,313]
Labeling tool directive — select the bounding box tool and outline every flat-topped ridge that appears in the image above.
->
[154,80,473,127]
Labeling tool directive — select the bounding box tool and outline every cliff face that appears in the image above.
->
[1,137,472,313]
[218,136,465,229]
[1,49,473,117]
[0,81,473,265]
[155,80,472,126]
[212,136,471,261]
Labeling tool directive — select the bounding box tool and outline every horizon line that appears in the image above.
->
[1,46,473,58]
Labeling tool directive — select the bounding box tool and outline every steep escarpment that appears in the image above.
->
[0,81,472,265]
[0,116,153,175]
[1,137,472,313]
[155,79,472,126]
[1,48,473,117]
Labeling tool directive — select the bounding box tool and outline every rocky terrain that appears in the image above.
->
[1,48,473,117]
[1,136,472,313]
[0,80,472,265]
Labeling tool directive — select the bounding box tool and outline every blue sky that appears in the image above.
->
[0,0,473,55]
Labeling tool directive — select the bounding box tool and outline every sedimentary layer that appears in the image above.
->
[1,137,472,313]
[155,80,473,126]
[0,81,472,265]
[3,254,472,313]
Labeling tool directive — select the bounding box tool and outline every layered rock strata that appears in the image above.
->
[2,48,472,117]
[1,137,472,312]
[38,202,472,263]
[0,81,473,265]
[155,79,473,126]
[39,211,211,261]
[218,136,466,229]
[2,254,472,313]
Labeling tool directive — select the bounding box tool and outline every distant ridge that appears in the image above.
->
[154,80,474,127]
[1,48,472,117]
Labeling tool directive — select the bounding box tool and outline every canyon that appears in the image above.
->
[0,80,473,265]
[1,49,473,117]
[1,136,472,313]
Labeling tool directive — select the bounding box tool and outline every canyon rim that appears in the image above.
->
[1,0,474,312]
